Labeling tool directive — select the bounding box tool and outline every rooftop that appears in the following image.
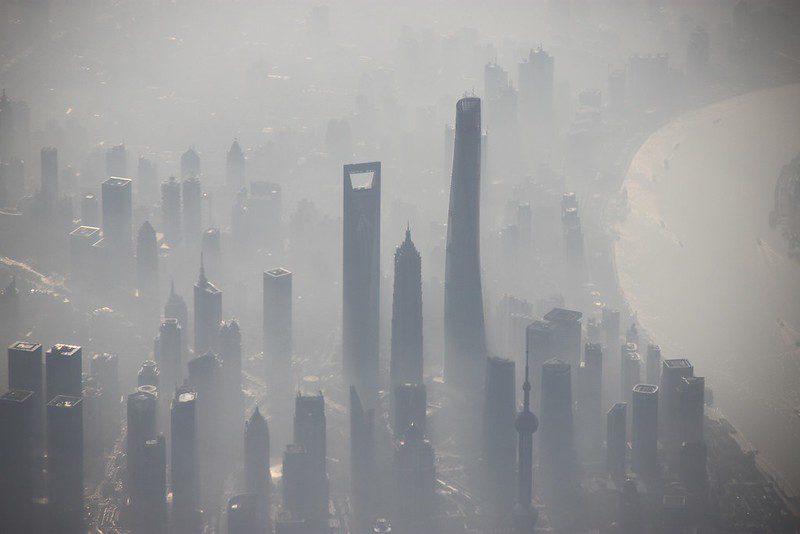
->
[48,344,81,357]
[633,384,658,394]
[544,307,583,323]
[266,267,292,278]
[47,395,82,408]
[177,391,197,403]
[10,341,40,352]
[103,176,132,188]
[609,402,627,414]
[70,225,100,238]
[1,389,34,403]
[664,358,693,369]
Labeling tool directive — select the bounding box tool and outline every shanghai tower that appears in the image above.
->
[342,162,381,404]
[444,97,486,391]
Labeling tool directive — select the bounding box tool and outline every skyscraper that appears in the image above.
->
[393,423,436,533]
[220,320,244,442]
[281,444,313,523]
[202,227,221,280]
[646,344,662,385]
[165,281,188,337]
[539,358,579,503]
[171,387,200,528]
[101,176,133,258]
[182,177,202,246]
[525,319,556,411]
[41,146,58,208]
[390,227,423,391]
[621,343,642,406]
[226,140,245,190]
[244,407,271,532]
[106,143,127,178]
[127,388,158,521]
[136,156,158,204]
[136,221,158,296]
[91,353,120,428]
[577,342,603,457]
[141,435,167,531]
[227,493,260,534]
[7,341,43,446]
[0,389,35,531]
[518,47,554,147]
[161,176,181,246]
[392,382,426,438]
[607,402,627,480]
[263,268,292,383]
[542,307,582,367]
[181,147,200,179]
[512,349,538,532]
[45,344,82,401]
[137,360,160,388]
[631,384,659,478]
[660,358,694,454]
[193,255,222,354]
[293,392,328,524]
[483,356,516,513]
[342,162,381,403]
[677,376,705,445]
[47,395,83,533]
[154,319,182,396]
[350,386,375,530]
[444,97,486,392]
[187,351,223,509]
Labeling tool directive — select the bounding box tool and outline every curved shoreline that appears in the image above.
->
[612,83,800,498]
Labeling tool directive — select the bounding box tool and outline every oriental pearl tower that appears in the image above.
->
[513,348,539,532]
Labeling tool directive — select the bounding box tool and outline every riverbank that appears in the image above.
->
[613,83,800,498]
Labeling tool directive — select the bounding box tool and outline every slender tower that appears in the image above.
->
[342,162,381,404]
[444,97,486,391]
[390,226,423,391]
[193,254,222,354]
[512,349,538,532]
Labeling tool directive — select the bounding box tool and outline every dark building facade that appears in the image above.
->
[444,97,486,392]
[171,387,200,527]
[244,407,271,532]
[293,392,328,524]
[350,387,375,530]
[263,268,292,384]
[193,256,222,354]
[0,389,35,531]
[45,344,82,401]
[8,341,43,445]
[631,384,659,478]
[47,395,83,533]
[226,140,246,190]
[182,177,202,246]
[390,228,423,390]
[154,319,182,396]
[136,221,158,296]
[393,382,426,438]
[342,162,381,403]
[483,356,516,513]
[539,358,579,503]
[393,424,436,533]
[161,176,181,246]
[607,402,627,480]
[101,176,133,259]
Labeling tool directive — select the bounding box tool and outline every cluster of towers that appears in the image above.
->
[0,85,714,534]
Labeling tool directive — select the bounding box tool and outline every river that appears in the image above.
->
[615,83,800,495]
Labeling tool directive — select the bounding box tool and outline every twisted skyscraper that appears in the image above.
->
[444,97,486,391]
